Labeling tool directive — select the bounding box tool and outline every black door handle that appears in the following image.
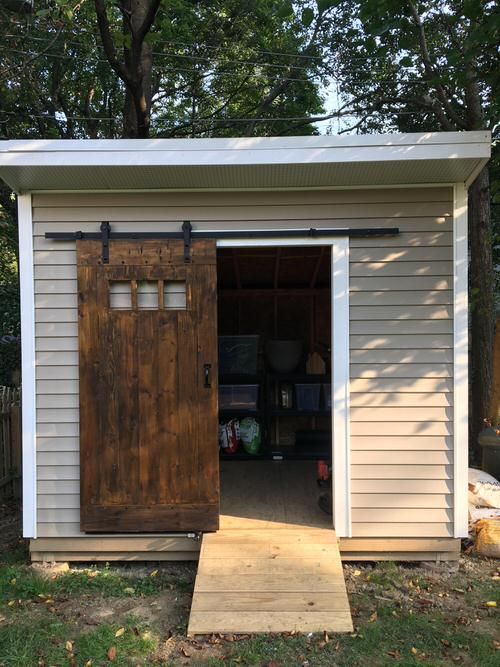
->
[203,363,211,388]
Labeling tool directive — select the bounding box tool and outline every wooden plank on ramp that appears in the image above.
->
[187,528,353,635]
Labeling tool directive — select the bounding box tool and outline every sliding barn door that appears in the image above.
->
[77,240,219,532]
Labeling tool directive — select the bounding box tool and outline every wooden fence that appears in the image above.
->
[0,386,21,501]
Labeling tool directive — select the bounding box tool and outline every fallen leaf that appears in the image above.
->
[115,627,125,638]
[368,611,378,623]
[387,651,400,658]
[353,570,361,577]
[7,601,15,607]
[323,631,329,643]
[180,647,192,657]
[416,598,433,606]
[65,641,73,652]
[123,587,135,594]
[150,569,158,578]
[45,599,54,605]
[107,646,116,661]
[485,601,497,608]
[410,647,418,655]
[10,578,16,585]
[0,614,6,623]
[84,661,93,667]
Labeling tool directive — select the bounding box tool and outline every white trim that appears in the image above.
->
[465,159,489,188]
[0,132,490,194]
[331,238,351,537]
[18,193,37,538]
[217,237,342,248]
[216,236,351,537]
[1,140,489,168]
[1,131,490,152]
[29,182,457,194]
[453,183,468,538]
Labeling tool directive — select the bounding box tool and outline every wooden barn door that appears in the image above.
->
[77,239,219,532]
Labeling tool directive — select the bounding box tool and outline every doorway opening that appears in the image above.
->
[216,245,333,530]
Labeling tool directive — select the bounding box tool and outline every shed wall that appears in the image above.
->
[32,188,454,539]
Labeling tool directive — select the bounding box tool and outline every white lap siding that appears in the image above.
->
[32,188,454,538]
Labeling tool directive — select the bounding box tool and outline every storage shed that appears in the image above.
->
[0,133,491,572]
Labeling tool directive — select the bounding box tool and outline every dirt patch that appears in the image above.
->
[344,554,499,630]
[49,572,227,665]
[55,587,190,633]
[0,500,23,558]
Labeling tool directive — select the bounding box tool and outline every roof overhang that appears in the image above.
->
[0,131,491,193]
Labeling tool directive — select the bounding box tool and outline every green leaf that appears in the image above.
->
[277,2,294,18]
[301,8,314,27]
[317,0,339,11]
[399,56,413,68]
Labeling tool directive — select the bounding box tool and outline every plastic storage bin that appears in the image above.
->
[323,383,332,409]
[218,335,259,375]
[295,383,321,411]
[219,384,259,411]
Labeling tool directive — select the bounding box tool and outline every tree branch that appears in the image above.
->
[244,8,330,135]
[94,0,131,85]
[407,0,467,129]
[0,26,63,81]
[135,0,162,43]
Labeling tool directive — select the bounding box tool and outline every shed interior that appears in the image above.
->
[216,246,333,528]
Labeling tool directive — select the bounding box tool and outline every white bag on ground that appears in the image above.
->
[468,468,500,509]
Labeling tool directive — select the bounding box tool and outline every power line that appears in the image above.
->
[6,32,425,75]
[0,108,434,124]
[4,22,426,72]
[1,46,332,84]
[1,43,426,87]
[6,16,326,62]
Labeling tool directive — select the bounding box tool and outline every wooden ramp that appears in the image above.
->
[188,528,353,635]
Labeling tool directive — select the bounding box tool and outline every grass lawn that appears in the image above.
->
[0,519,498,666]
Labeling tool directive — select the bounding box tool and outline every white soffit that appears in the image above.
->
[0,131,491,192]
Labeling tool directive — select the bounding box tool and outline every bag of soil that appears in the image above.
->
[239,418,261,455]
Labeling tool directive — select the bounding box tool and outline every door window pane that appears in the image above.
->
[164,281,187,309]
[109,281,131,309]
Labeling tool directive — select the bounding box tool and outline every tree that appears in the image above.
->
[1,1,334,139]
[317,0,498,458]
[94,0,161,138]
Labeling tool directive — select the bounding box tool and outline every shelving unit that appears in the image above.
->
[219,370,331,461]
[216,246,332,462]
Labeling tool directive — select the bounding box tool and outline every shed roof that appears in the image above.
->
[0,131,490,193]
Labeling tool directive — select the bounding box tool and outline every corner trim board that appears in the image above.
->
[18,192,37,538]
[453,182,468,538]
[332,238,351,537]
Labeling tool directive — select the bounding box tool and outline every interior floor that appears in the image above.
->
[219,460,332,530]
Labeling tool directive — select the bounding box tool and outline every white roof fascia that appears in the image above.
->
[0,131,491,168]
[0,130,490,152]
[0,131,491,192]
